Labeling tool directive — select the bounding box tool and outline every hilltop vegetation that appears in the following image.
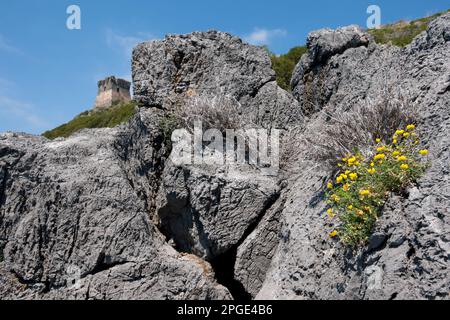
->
[271,9,449,91]
[368,9,450,47]
[270,46,307,91]
[42,101,137,139]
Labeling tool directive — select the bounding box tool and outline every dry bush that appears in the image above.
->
[164,93,262,164]
[172,93,249,133]
[308,88,417,167]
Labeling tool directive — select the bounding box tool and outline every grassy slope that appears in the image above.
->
[42,101,137,140]
[271,9,449,91]
[368,9,450,47]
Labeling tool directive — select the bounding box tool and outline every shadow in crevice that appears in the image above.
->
[210,191,281,301]
[210,245,251,301]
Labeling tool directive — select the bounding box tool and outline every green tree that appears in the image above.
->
[270,46,307,91]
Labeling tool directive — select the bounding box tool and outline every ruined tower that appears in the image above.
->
[94,76,131,109]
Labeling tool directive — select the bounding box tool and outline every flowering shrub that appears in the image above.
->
[326,124,429,246]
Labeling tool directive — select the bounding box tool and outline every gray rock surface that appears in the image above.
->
[291,25,372,116]
[0,110,231,300]
[133,30,302,129]
[156,162,279,260]
[257,13,450,300]
[234,193,286,297]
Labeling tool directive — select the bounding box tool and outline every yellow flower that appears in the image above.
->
[419,149,429,156]
[367,168,376,174]
[376,138,381,143]
[370,162,375,167]
[393,139,398,145]
[397,156,407,162]
[336,176,343,184]
[349,173,358,181]
[343,184,350,192]
[403,132,410,138]
[377,146,385,152]
[392,151,400,157]
[345,170,351,175]
[342,157,348,162]
[374,154,386,161]
[354,161,361,167]
[331,195,340,203]
[395,130,405,135]
[400,164,409,170]
[359,189,370,197]
[329,230,338,238]
[347,157,357,165]
[327,208,335,218]
[357,210,364,217]
[406,124,416,131]
[327,182,333,189]
[348,205,353,210]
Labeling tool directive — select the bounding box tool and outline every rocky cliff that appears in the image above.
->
[0,13,449,300]
[259,14,450,299]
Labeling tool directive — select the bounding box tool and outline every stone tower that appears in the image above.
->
[94,76,131,109]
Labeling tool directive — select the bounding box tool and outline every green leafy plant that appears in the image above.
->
[326,124,429,246]
[158,113,179,149]
[43,101,137,139]
[270,46,307,91]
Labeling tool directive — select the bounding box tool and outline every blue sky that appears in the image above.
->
[0,0,448,134]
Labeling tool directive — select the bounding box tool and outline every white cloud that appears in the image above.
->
[0,94,49,131]
[106,30,156,57]
[0,34,24,55]
[243,28,287,46]
[0,78,14,91]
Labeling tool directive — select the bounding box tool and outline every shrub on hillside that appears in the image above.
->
[270,46,307,91]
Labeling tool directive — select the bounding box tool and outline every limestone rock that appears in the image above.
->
[291,25,373,116]
[234,194,285,298]
[0,109,231,300]
[257,12,450,300]
[132,30,302,129]
[156,162,280,260]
